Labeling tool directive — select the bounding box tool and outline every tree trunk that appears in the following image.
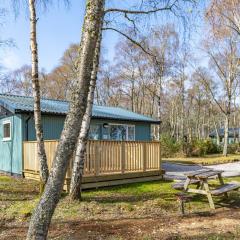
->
[69,30,102,200]
[213,120,220,145]
[157,76,162,140]
[29,0,49,187]
[26,1,105,239]
[233,96,237,143]
[157,95,161,139]
[223,114,229,156]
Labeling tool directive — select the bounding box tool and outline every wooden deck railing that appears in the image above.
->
[23,140,161,177]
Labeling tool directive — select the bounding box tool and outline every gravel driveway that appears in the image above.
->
[163,161,240,179]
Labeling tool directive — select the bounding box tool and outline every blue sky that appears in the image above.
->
[0,0,205,73]
[0,0,121,72]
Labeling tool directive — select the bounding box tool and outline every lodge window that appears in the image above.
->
[103,124,135,141]
[3,120,11,141]
[89,124,101,140]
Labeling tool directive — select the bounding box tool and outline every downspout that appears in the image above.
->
[22,114,31,177]
[25,114,31,141]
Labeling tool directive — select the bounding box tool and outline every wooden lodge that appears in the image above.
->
[0,94,163,189]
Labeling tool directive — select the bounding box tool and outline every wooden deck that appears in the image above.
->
[23,140,163,189]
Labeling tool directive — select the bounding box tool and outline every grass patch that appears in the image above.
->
[1,175,240,222]
[1,175,240,239]
[163,154,240,165]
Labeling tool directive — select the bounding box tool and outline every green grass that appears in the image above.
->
[164,154,240,165]
[1,175,240,239]
[1,175,240,222]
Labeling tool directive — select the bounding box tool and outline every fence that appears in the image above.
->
[23,140,162,188]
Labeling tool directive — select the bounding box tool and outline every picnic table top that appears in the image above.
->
[185,169,224,179]
[174,169,240,209]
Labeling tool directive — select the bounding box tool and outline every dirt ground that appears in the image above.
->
[1,175,240,239]
[1,209,240,240]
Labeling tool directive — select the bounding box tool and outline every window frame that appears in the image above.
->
[89,124,101,140]
[2,120,11,141]
[108,123,135,141]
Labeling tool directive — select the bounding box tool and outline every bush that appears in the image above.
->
[227,143,239,154]
[160,135,182,157]
[160,136,222,157]
[189,139,221,157]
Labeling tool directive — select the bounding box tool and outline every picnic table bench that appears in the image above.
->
[172,169,240,209]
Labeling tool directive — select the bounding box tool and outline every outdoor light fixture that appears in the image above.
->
[103,123,109,128]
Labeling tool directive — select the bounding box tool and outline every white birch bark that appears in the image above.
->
[27,1,105,239]
[69,29,102,200]
[29,0,49,186]
[223,113,229,156]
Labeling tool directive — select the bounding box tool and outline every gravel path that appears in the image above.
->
[163,161,240,180]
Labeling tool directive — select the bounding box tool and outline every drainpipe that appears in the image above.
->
[25,115,31,141]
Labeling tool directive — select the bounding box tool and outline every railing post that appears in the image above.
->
[143,142,147,172]
[94,144,100,176]
[121,141,125,174]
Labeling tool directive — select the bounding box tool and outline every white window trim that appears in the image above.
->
[108,123,135,141]
[3,120,11,141]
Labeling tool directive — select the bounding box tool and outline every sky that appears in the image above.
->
[0,0,120,72]
[0,0,205,73]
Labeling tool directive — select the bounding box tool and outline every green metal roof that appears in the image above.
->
[0,94,160,123]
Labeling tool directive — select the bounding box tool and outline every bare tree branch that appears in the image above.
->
[102,27,153,56]
[104,5,174,15]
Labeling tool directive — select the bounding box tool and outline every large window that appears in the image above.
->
[3,120,11,141]
[89,124,101,140]
[105,124,135,141]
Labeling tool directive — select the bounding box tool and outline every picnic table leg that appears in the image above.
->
[217,173,228,198]
[180,199,185,215]
[196,181,204,190]
[184,177,191,191]
[203,180,215,209]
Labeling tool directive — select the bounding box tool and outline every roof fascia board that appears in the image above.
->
[14,109,160,123]
[0,99,16,114]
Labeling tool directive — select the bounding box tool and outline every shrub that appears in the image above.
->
[160,135,182,157]
[204,139,221,154]
[160,136,221,157]
[190,139,221,157]
[227,143,239,154]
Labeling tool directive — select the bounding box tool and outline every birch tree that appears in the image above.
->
[69,28,102,200]
[28,0,49,189]
[11,0,70,190]
[27,1,105,238]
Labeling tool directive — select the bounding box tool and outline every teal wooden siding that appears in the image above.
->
[0,115,23,174]
[24,115,152,141]
[135,124,151,141]
[24,115,65,141]
[0,113,152,174]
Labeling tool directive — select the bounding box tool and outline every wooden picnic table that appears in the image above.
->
[172,169,240,209]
